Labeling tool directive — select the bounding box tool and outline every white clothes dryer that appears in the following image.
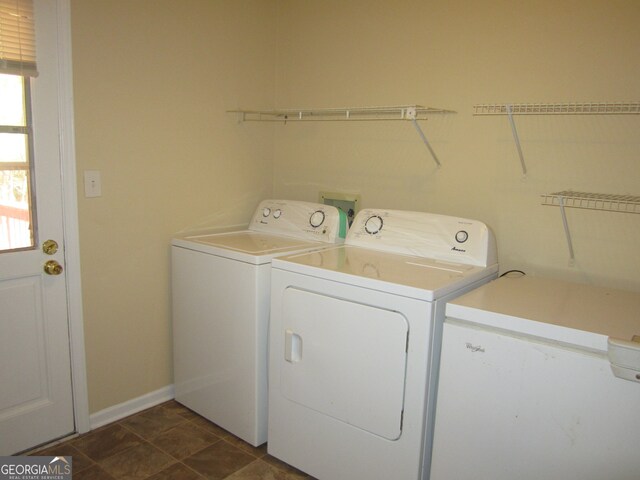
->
[172,199,347,446]
[267,208,498,479]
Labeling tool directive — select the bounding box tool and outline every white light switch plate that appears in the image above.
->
[84,170,102,197]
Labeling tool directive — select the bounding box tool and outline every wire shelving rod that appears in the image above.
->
[228,105,455,168]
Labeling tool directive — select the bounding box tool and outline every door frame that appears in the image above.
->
[55,0,90,435]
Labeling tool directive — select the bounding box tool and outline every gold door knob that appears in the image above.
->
[42,239,59,255]
[44,260,63,275]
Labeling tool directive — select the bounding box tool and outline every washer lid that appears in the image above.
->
[446,275,640,353]
[273,245,497,301]
[172,231,327,264]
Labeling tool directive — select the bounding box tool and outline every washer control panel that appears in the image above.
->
[309,210,326,228]
[249,200,347,243]
[347,209,496,267]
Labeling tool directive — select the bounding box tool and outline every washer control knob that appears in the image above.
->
[309,210,325,228]
[273,209,282,219]
[455,230,469,243]
[262,207,271,217]
[364,215,384,235]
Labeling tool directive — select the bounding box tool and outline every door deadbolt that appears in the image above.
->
[44,260,63,276]
[42,239,59,255]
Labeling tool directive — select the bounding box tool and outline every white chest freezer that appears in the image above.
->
[431,275,640,480]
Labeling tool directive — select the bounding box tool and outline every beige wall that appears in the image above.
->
[71,0,276,413]
[273,0,640,290]
[72,0,640,414]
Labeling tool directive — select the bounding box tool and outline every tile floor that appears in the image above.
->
[30,400,314,479]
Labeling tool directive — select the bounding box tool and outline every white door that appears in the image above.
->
[280,287,408,440]
[0,0,75,454]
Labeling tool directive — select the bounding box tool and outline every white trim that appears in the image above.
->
[89,385,175,430]
[55,0,90,434]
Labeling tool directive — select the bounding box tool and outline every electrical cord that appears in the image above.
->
[499,269,526,278]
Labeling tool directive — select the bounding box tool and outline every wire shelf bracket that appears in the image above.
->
[505,104,527,175]
[558,196,576,265]
[473,101,640,176]
[228,105,456,168]
[541,190,640,265]
[407,109,442,168]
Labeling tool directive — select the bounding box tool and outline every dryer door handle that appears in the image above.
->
[285,329,303,363]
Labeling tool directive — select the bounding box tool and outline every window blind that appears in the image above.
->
[0,0,37,76]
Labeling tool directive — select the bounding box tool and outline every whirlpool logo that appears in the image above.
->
[0,456,72,480]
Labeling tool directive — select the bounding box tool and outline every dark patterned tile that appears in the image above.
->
[226,459,311,479]
[222,436,267,458]
[120,404,188,439]
[189,416,232,438]
[98,442,175,479]
[30,443,94,473]
[72,424,143,462]
[159,400,200,421]
[151,422,220,460]
[73,464,117,480]
[262,455,312,478]
[147,462,204,479]
[183,441,255,480]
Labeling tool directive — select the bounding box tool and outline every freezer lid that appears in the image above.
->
[446,275,640,352]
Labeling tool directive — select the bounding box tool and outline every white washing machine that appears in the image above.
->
[431,275,640,480]
[172,199,347,446]
[267,208,498,479]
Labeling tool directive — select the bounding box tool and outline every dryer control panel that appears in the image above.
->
[347,209,497,267]
[249,200,347,244]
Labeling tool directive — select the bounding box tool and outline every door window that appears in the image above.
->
[0,73,36,252]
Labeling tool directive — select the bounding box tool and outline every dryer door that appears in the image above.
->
[280,287,408,440]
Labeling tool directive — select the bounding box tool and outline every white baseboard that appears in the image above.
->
[89,385,175,430]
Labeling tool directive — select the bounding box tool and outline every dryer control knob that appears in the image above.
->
[273,209,282,219]
[455,230,469,243]
[309,210,325,228]
[262,207,271,217]
[364,215,384,235]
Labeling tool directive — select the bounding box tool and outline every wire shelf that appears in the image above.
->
[473,102,640,116]
[228,105,456,122]
[541,191,640,214]
[228,104,456,167]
